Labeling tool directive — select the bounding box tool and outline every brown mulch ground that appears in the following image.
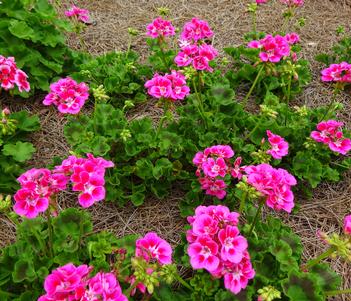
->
[1,1,351,300]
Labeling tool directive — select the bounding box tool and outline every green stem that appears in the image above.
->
[244,119,262,140]
[248,200,264,237]
[156,101,169,139]
[304,246,336,270]
[286,76,292,104]
[326,288,351,296]
[319,89,338,123]
[157,39,169,70]
[176,274,192,290]
[252,10,257,37]
[239,191,247,214]
[46,211,54,259]
[242,64,264,108]
[192,78,208,129]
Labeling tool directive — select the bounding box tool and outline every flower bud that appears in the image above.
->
[128,27,139,36]
[120,129,132,142]
[0,194,11,212]
[257,286,281,301]
[157,7,170,16]
[92,85,110,102]
[2,108,10,115]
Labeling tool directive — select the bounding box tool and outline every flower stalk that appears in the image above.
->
[242,64,265,108]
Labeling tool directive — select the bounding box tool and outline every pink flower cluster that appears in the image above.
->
[187,205,255,294]
[135,232,173,265]
[0,55,30,92]
[54,154,114,208]
[13,154,113,218]
[64,5,90,23]
[266,130,289,159]
[280,0,304,7]
[256,0,269,3]
[43,77,89,115]
[180,18,213,42]
[344,215,351,235]
[245,164,297,213]
[38,263,127,301]
[175,18,218,72]
[14,168,67,218]
[321,62,351,83]
[248,33,299,63]
[193,145,243,199]
[145,70,190,100]
[146,17,175,39]
[310,120,351,155]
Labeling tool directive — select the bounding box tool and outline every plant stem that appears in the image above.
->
[244,119,261,140]
[248,200,264,237]
[46,210,54,259]
[192,78,208,129]
[326,288,351,296]
[303,246,336,270]
[176,274,192,290]
[157,38,169,70]
[242,64,264,108]
[319,88,338,122]
[156,101,169,139]
[252,10,257,37]
[239,191,247,214]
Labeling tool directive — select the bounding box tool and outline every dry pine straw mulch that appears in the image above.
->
[1,0,351,300]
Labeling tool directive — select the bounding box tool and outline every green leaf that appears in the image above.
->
[8,20,35,40]
[12,260,36,283]
[135,159,154,179]
[3,142,35,162]
[152,158,173,180]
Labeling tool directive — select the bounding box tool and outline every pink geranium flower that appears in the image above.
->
[311,120,351,155]
[65,5,90,23]
[248,34,291,63]
[245,164,297,213]
[280,0,304,7]
[199,178,227,199]
[43,77,89,115]
[187,205,254,295]
[136,232,172,265]
[180,18,213,42]
[256,0,268,3]
[145,71,190,101]
[202,157,228,178]
[344,215,351,235]
[188,236,220,271]
[321,62,351,83]
[218,225,248,263]
[223,252,256,294]
[0,55,30,92]
[146,17,175,39]
[266,130,289,159]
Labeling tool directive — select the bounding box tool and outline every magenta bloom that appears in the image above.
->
[344,215,351,235]
[245,164,297,213]
[223,252,255,294]
[43,77,89,115]
[136,232,172,265]
[187,205,254,295]
[0,55,30,92]
[199,178,227,199]
[248,34,291,63]
[145,71,190,101]
[181,18,213,42]
[231,157,244,180]
[146,17,175,39]
[65,5,90,23]
[321,62,351,83]
[193,145,235,199]
[284,33,300,45]
[83,272,128,301]
[202,157,228,178]
[256,0,268,3]
[311,120,351,155]
[280,0,304,7]
[43,263,91,300]
[266,130,289,159]
[218,225,248,264]
[188,236,220,272]
[13,168,68,218]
